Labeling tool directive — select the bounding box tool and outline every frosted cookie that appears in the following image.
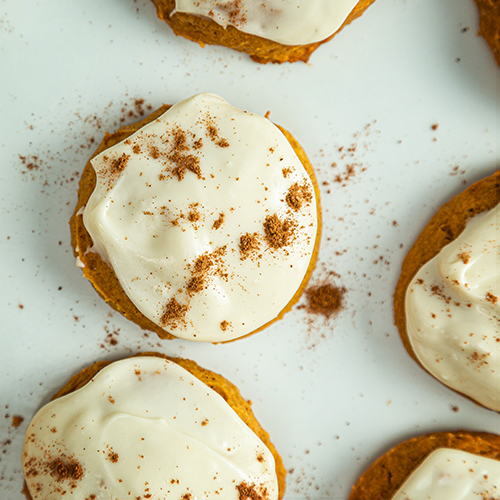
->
[22,353,286,500]
[349,431,500,500]
[474,0,500,66]
[70,93,321,342]
[150,0,377,63]
[394,169,500,410]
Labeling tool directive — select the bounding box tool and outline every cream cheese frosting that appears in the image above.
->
[405,203,500,410]
[173,0,359,45]
[392,448,500,500]
[22,356,278,500]
[82,93,318,342]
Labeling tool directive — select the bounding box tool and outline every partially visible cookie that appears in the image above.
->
[350,431,500,500]
[22,353,286,500]
[474,0,500,66]
[394,169,500,410]
[151,0,377,64]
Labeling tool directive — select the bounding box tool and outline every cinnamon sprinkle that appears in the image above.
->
[263,214,296,249]
[160,298,188,330]
[212,213,225,230]
[109,153,130,175]
[11,415,24,428]
[47,456,84,483]
[305,284,346,318]
[187,275,206,295]
[220,320,231,331]
[206,121,230,148]
[486,292,498,304]
[458,252,471,265]
[239,232,260,260]
[286,182,312,212]
[236,481,269,500]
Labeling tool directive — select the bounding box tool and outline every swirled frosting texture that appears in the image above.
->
[173,0,359,45]
[392,448,500,500]
[406,203,500,410]
[22,357,278,500]
[82,93,318,342]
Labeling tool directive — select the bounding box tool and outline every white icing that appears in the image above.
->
[22,356,278,500]
[392,448,500,500]
[406,203,500,410]
[173,0,360,45]
[82,93,318,342]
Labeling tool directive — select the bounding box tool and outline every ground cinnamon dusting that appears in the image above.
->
[160,297,188,329]
[109,153,130,175]
[286,182,312,211]
[305,284,346,318]
[108,451,119,463]
[187,275,206,295]
[47,456,84,483]
[149,145,160,159]
[486,292,498,304]
[205,118,230,148]
[220,320,231,331]
[212,212,225,230]
[239,232,260,260]
[166,128,202,180]
[263,214,296,249]
[187,209,200,222]
[11,415,24,428]
[236,481,269,500]
[458,252,471,265]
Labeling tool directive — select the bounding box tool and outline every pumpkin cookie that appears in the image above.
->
[70,93,321,342]
[350,431,500,499]
[151,0,377,63]
[394,169,500,410]
[22,353,286,500]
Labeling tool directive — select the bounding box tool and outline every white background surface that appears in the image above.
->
[1,0,499,498]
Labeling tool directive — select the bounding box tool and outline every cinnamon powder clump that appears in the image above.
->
[168,128,202,180]
[170,151,201,181]
[263,214,296,250]
[109,153,130,175]
[173,128,190,152]
[286,182,312,212]
[160,298,188,330]
[239,233,260,260]
[212,212,225,230]
[149,145,160,159]
[187,209,200,222]
[186,247,228,297]
[187,275,206,295]
[11,415,24,428]
[236,481,269,500]
[458,252,471,265]
[305,284,346,318]
[206,121,230,148]
[486,292,498,304]
[108,452,119,463]
[220,320,231,331]
[47,456,84,483]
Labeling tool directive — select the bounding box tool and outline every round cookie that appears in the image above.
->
[350,431,500,500]
[474,0,500,66]
[394,169,500,409]
[150,0,377,64]
[70,94,321,343]
[22,352,286,500]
